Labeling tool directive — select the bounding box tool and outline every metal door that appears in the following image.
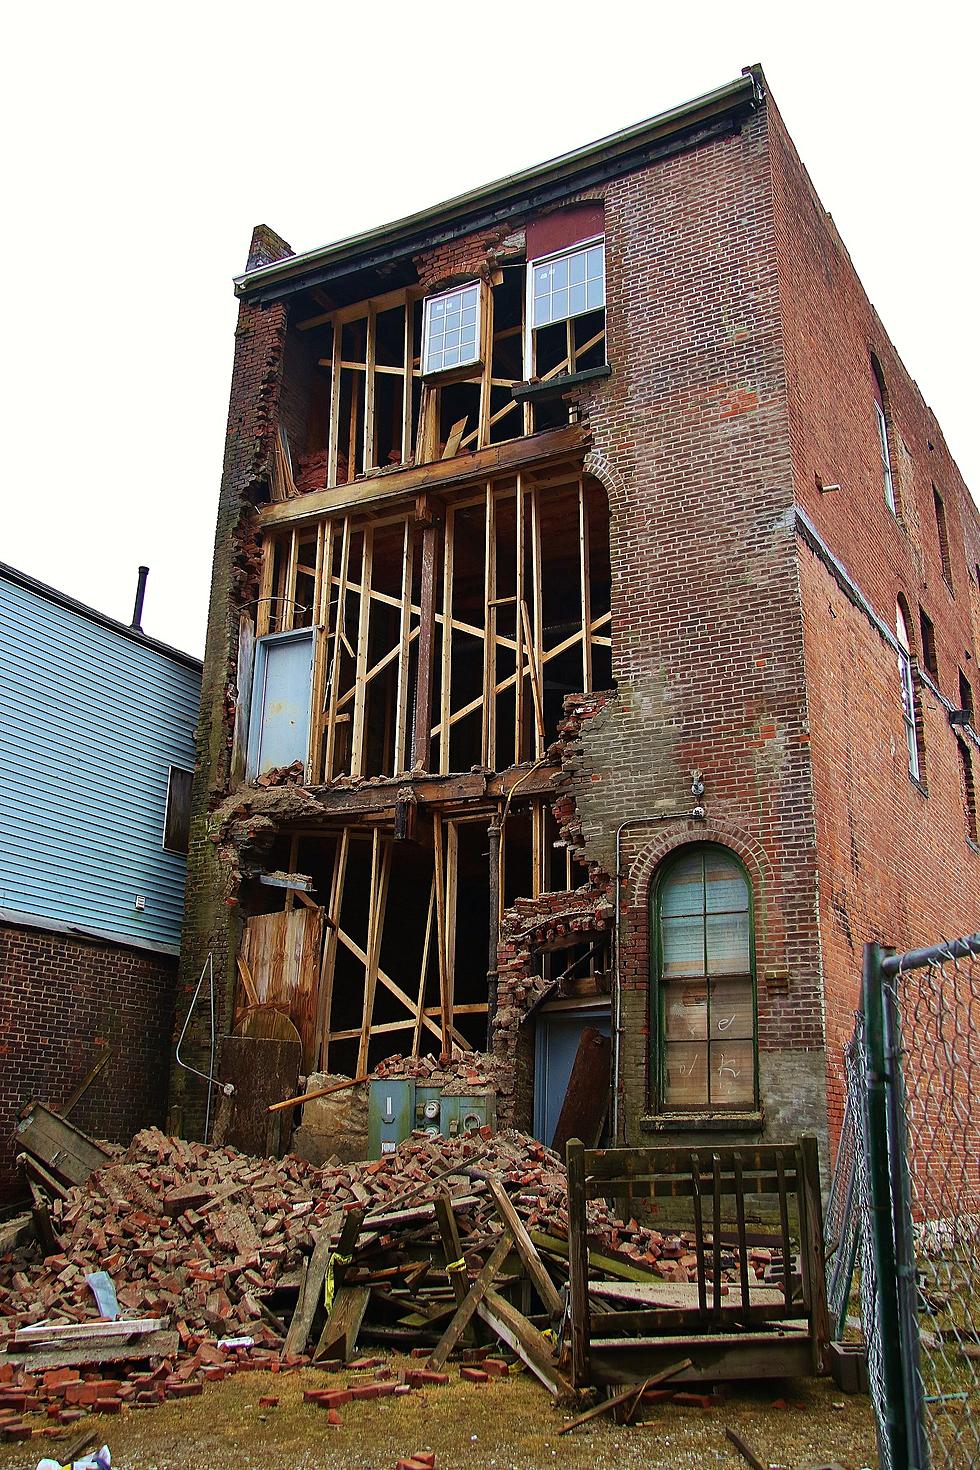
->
[533,1005,610,1148]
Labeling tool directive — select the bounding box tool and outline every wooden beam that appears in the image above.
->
[433,815,450,1062]
[350,526,374,775]
[412,521,438,770]
[438,507,454,774]
[477,1289,574,1401]
[487,1178,563,1318]
[257,424,590,528]
[426,1229,513,1372]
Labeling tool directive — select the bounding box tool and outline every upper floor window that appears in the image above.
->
[918,605,938,683]
[422,282,483,376]
[896,601,922,784]
[163,766,194,855]
[932,485,954,593]
[871,355,897,516]
[529,241,605,330]
[653,846,757,1112]
[524,239,606,385]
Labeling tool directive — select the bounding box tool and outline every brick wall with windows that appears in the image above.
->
[767,96,980,1145]
[0,923,175,1203]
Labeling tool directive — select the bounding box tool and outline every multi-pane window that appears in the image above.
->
[896,603,921,783]
[654,847,757,1111]
[875,400,897,516]
[422,283,481,375]
[529,241,605,329]
[871,357,897,516]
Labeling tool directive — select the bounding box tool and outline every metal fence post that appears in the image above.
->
[881,957,931,1470]
[863,940,910,1470]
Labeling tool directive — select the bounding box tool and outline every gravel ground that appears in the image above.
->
[4,1360,878,1470]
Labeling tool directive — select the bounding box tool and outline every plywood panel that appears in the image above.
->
[241,908,326,1071]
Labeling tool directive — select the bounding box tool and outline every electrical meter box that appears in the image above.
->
[438,1094,496,1137]
[368,1079,416,1158]
[415,1085,443,1138]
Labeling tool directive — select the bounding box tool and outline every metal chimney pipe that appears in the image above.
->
[131,566,149,631]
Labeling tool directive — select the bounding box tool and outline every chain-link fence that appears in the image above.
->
[849,935,980,1470]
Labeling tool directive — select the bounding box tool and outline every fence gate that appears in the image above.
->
[856,934,980,1470]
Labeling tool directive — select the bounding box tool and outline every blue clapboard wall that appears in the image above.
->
[0,565,201,953]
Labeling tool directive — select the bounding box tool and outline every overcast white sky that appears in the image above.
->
[3,2,977,657]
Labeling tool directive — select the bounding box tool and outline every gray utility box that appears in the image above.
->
[368,1079,416,1158]
[368,1080,499,1157]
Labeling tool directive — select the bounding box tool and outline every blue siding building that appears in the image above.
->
[0,563,201,1201]
[0,564,201,953]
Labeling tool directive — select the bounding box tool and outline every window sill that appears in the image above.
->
[640,1111,764,1134]
[511,364,611,404]
[908,775,929,799]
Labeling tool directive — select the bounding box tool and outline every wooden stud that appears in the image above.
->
[412,522,438,771]
[514,473,525,765]
[444,818,458,1055]
[402,299,415,467]
[324,517,352,780]
[566,1138,590,1388]
[482,482,497,768]
[363,304,377,472]
[316,829,349,1071]
[438,507,454,774]
[412,877,436,1058]
[327,320,342,489]
[350,525,374,776]
[357,833,391,1075]
[433,814,450,1062]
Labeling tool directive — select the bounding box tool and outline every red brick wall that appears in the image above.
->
[766,97,980,1146]
[557,104,826,1150]
[0,923,175,1204]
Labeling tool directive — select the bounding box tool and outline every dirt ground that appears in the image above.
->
[2,1358,878,1470]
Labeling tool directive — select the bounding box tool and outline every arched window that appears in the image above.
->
[871,355,898,517]
[896,601,922,783]
[652,846,757,1111]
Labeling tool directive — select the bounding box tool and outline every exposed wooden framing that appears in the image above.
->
[482,481,496,767]
[412,877,436,1057]
[323,517,352,781]
[413,521,438,769]
[258,458,609,787]
[402,299,416,466]
[514,472,525,766]
[444,818,458,1056]
[258,423,589,528]
[438,507,454,774]
[316,827,349,1071]
[327,321,342,489]
[357,832,392,1075]
[350,525,374,775]
[363,304,377,472]
[433,814,450,1060]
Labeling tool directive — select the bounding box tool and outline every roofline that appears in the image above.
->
[235,71,762,304]
[0,561,203,672]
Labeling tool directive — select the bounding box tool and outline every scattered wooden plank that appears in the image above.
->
[59,1046,114,1118]
[477,1288,574,1402]
[13,1317,163,1347]
[427,1230,514,1372]
[267,1073,371,1113]
[312,1285,370,1363]
[558,1359,692,1434]
[4,1330,179,1372]
[0,1213,33,1253]
[14,1104,111,1188]
[725,1426,767,1470]
[488,1179,563,1318]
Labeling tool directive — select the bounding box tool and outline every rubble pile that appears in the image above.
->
[0,1127,783,1442]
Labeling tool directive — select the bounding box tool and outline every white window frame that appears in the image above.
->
[420,281,483,378]
[162,765,194,856]
[896,606,921,783]
[524,236,606,378]
[875,400,897,516]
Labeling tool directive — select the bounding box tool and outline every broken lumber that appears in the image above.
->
[488,1178,563,1318]
[558,1358,693,1434]
[426,1230,514,1372]
[477,1287,574,1401]
[725,1427,768,1470]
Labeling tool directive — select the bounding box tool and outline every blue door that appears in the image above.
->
[246,629,315,778]
[534,1006,611,1148]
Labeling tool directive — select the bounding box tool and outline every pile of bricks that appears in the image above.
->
[0,1126,778,1440]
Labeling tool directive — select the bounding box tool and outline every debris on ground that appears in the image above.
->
[0,1124,790,1444]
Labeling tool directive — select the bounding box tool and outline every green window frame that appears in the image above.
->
[651,845,758,1112]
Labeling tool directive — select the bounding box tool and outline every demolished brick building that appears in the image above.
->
[174,66,980,1166]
